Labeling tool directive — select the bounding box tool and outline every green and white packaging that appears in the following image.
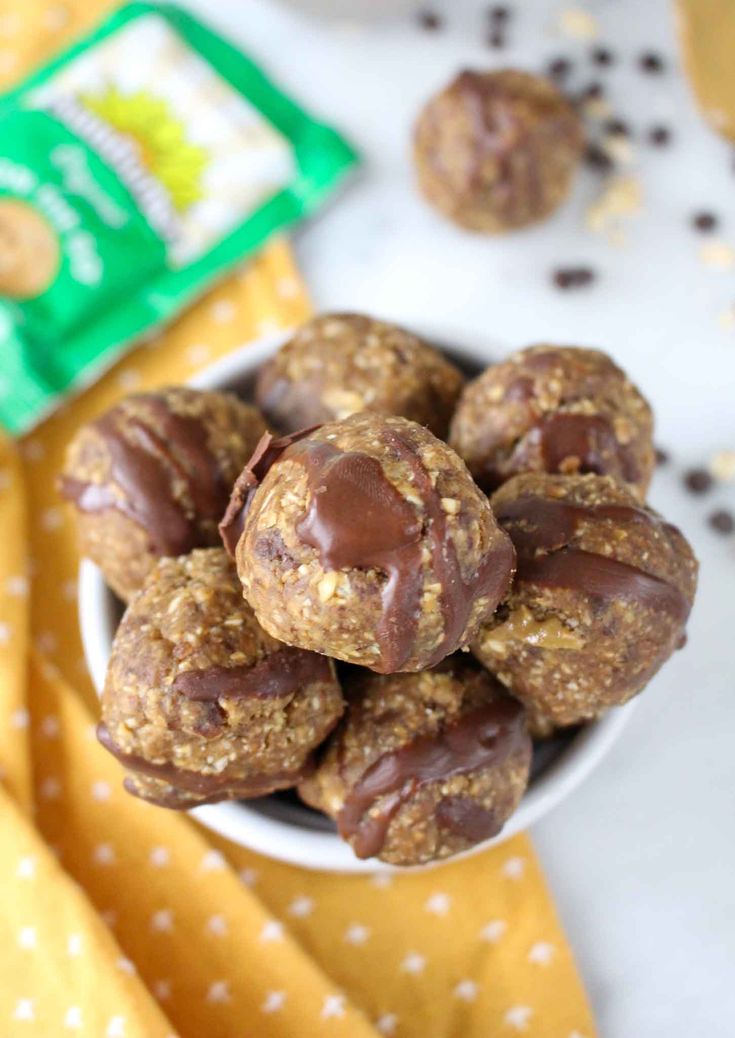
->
[0,1,358,434]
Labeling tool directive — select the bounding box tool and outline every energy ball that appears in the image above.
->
[449,345,655,497]
[256,313,465,438]
[221,413,515,673]
[299,659,532,866]
[98,549,343,808]
[59,387,266,601]
[473,473,698,734]
[413,69,584,233]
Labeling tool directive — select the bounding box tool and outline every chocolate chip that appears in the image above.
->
[547,57,572,82]
[488,30,506,48]
[640,51,665,73]
[552,267,596,289]
[488,4,510,21]
[692,211,718,233]
[709,509,735,534]
[603,118,630,137]
[591,46,614,66]
[585,143,613,173]
[655,447,670,467]
[684,468,713,494]
[418,9,442,30]
[648,125,671,147]
[582,81,604,100]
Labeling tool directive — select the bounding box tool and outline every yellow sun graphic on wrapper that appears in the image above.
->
[79,86,208,212]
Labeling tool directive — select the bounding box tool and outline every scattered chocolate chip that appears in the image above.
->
[640,51,665,73]
[582,81,604,100]
[488,4,510,22]
[547,57,572,82]
[684,468,714,494]
[585,143,613,173]
[692,211,718,233]
[603,118,630,137]
[648,125,671,147]
[709,509,735,535]
[591,46,614,66]
[655,447,670,467]
[552,267,596,289]
[418,9,442,30]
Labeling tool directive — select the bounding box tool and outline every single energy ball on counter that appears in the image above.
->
[449,345,655,496]
[98,548,343,808]
[472,473,698,735]
[299,658,532,866]
[256,313,465,438]
[413,68,584,233]
[59,387,266,602]
[221,413,515,673]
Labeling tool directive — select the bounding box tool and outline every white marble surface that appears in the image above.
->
[188,1,735,1033]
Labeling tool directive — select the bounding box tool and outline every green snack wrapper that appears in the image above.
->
[0,1,358,434]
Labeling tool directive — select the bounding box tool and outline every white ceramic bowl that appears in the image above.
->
[79,327,635,873]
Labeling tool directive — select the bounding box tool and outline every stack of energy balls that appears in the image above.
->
[60,312,697,867]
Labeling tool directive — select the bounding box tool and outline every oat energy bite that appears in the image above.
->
[256,313,465,438]
[449,345,655,496]
[59,387,266,602]
[473,473,698,735]
[98,549,343,808]
[299,659,531,865]
[221,414,515,673]
[413,69,584,233]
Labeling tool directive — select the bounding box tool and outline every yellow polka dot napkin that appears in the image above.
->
[0,5,597,1037]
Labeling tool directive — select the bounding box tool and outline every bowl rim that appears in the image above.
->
[77,325,637,873]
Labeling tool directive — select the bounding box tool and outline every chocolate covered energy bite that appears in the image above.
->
[221,413,515,673]
[413,69,584,233]
[98,549,343,808]
[449,345,655,496]
[299,659,532,865]
[59,387,266,601]
[256,313,465,438]
[473,473,698,735]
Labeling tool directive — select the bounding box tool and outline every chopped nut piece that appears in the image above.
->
[700,240,735,269]
[586,175,642,236]
[559,7,598,40]
[318,571,338,602]
[709,449,735,482]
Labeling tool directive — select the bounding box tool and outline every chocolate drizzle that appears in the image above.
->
[172,648,333,701]
[60,395,229,556]
[517,550,690,621]
[378,428,514,668]
[496,494,690,621]
[294,439,424,673]
[289,428,513,672]
[534,412,639,483]
[435,796,502,842]
[219,428,317,557]
[480,410,642,490]
[454,71,546,223]
[496,495,659,554]
[97,722,311,808]
[337,697,527,859]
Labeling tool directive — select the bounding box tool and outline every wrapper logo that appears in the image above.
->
[44,93,183,244]
[79,86,208,213]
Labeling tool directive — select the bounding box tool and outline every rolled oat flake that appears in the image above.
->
[0,2,358,434]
